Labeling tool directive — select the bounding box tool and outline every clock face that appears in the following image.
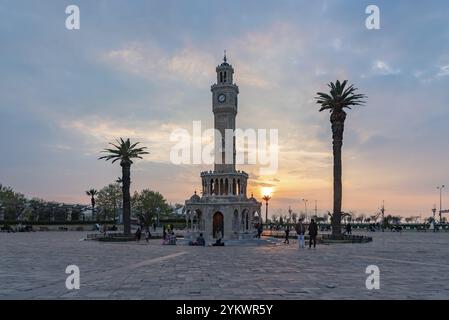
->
[218,94,226,103]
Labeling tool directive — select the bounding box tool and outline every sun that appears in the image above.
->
[261,187,273,198]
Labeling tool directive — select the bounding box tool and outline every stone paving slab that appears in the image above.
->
[1,231,449,299]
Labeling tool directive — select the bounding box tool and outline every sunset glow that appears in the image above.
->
[0,1,447,220]
[261,187,273,198]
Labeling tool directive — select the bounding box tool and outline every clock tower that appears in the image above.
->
[185,53,262,241]
[211,52,239,173]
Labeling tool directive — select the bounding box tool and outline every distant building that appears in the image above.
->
[172,205,185,217]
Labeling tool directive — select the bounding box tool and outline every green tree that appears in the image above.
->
[132,189,170,227]
[96,183,122,223]
[315,80,366,238]
[0,184,27,221]
[99,138,149,235]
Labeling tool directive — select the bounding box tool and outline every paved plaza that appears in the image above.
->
[1,231,448,299]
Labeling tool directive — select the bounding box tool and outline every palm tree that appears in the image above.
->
[315,80,366,238]
[85,189,98,220]
[99,138,149,236]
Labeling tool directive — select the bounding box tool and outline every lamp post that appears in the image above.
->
[302,199,308,221]
[380,200,385,232]
[288,206,292,224]
[437,185,445,223]
[262,195,271,225]
[432,205,436,232]
[156,207,161,228]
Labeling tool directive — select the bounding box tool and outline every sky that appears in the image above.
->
[1,0,449,219]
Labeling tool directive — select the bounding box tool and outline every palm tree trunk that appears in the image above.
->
[121,163,131,236]
[331,111,346,238]
[91,197,95,221]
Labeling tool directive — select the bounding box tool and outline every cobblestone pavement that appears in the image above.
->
[1,231,449,299]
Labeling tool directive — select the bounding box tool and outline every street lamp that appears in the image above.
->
[302,199,308,221]
[156,207,161,227]
[437,185,445,223]
[288,206,292,224]
[262,194,271,225]
[432,205,436,232]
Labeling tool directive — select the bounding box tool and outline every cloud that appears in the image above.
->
[437,64,449,77]
[103,42,215,87]
[252,181,276,188]
[58,117,186,163]
[332,38,343,51]
[2,1,449,215]
[371,60,401,76]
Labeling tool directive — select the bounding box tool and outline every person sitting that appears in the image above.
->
[188,233,206,246]
[212,238,224,246]
[168,231,177,245]
[196,233,206,246]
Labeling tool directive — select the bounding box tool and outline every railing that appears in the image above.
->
[86,232,124,240]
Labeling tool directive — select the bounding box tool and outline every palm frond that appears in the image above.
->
[99,138,149,164]
[315,80,366,112]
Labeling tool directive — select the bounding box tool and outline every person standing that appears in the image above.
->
[346,223,352,235]
[144,227,151,243]
[135,227,142,242]
[308,219,318,249]
[284,226,290,244]
[295,219,306,249]
[257,223,263,239]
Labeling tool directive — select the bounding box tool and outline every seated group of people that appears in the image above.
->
[189,233,206,246]
[162,230,177,245]
[188,233,225,246]
[212,238,224,246]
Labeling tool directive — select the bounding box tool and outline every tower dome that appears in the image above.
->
[190,191,200,202]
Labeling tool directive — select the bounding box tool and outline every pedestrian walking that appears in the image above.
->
[257,223,263,238]
[284,226,290,244]
[308,219,318,249]
[144,227,151,242]
[295,219,306,249]
[135,227,142,242]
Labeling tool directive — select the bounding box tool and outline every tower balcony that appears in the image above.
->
[200,170,248,197]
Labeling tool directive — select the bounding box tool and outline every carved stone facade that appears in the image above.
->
[185,55,262,240]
